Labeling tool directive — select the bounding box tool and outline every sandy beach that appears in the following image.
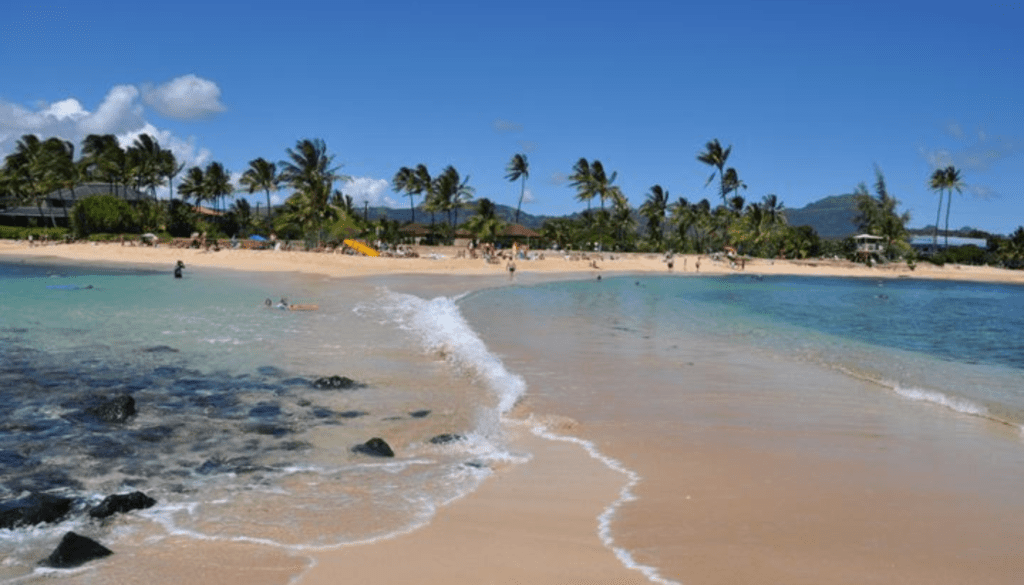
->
[4,240,1024,585]
[3,239,1024,285]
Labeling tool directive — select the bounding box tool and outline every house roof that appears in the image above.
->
[501,223,541,238]
[46,183,152,202]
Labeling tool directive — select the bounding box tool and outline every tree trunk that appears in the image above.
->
[944,191,952,249]
[934,192,943,254]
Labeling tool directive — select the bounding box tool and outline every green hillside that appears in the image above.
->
[784,194,860,239]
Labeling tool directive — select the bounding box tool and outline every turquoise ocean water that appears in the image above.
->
[2,261,1022,583]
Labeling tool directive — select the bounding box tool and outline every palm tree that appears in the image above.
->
[640,184,669,250]
[670,196,694,252]
[203,162,234,213]
[279,138,350,246]
[464,197,504,243]
[590,160,618,210]
[42,137,77,226]
[568,158,596,212]
[240,157,280,227]
[433,165,474,231]
[697,139,731,203]
[177,166,206,206]
[929,168,946,253]
[129,133,164,197]
[4,135,53,226]
[930,165,964,251]
[392,166,419,223]
[505,153,529,223]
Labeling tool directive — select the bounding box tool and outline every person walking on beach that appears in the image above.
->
[507,259,516,281]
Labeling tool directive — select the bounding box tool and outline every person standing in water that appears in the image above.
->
[173,260,185,278]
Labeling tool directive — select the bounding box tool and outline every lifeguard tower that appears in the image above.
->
[854,234,885,263]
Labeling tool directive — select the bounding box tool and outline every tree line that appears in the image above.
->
[2,132,1023,268]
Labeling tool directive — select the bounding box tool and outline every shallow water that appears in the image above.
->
[457,273,1024,584]
[4,264,1023,584]
[0,261,522,582]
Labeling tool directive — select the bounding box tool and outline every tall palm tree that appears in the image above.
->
[941,166,964,249]
[240,157,280,227]
[590,160,618,210]
[42,137,77,226]
[392,166,419,223]
[930,165,964,250]
[505,153,529,223]
[279,138,349,246]
[129,133,164,197]
[670,196,694,252]
[568,158,596,212]
[640,184,669,250]
[929,168,946,253]
[5,135,53,226]
[433,165,474,230]
[203,162,234,212]
[177,166,206,206]
[697,139,731,203]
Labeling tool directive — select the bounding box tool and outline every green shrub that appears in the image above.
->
[0,226,70,241]
[71,195,139,237]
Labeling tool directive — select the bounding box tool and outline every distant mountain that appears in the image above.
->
[362,195,868,240]
[784,194,861,239]
[360,202,554,230]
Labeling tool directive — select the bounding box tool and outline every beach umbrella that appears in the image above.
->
[141,233,157,240]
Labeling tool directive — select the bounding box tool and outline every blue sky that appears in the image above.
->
[2,0,1021,234]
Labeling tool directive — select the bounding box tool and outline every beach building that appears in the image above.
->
[853,234,885,261]
[909,235,988,253]
[0,183,152,228]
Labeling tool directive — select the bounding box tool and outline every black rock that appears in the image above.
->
[142,345,179,353]
[312,375,361,390]
[338,410,368,419]
[429,434,464,445]
[0,493,74,529]
[352,437,394,457]
[40,532,113,568]
[409,409,431,418]
[88,491,156,519]
[86,395,136,423]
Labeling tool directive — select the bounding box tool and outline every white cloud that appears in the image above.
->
[0,80,217,200]
[79,84,144,135]
[521,187,535,204]
[493,118,523,132]
[142,74,226,120]
[341,176,398,207]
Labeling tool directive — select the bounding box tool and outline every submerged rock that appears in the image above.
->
[312,375,362,390]
[352,437,394,457]
[86,395,136,423]
[409,409,431,418]
[0,493,74,529]
[40,532,113,568]
[88,491,156,519]
[429,434,464,445]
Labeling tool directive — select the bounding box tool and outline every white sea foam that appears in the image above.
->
[523,416,682,585]
[367,289,528,418]
[894,385,989,416]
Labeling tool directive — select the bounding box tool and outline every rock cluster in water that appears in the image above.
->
[89,491,157,519]
[312,375,363,390]
[86,394,137,423]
